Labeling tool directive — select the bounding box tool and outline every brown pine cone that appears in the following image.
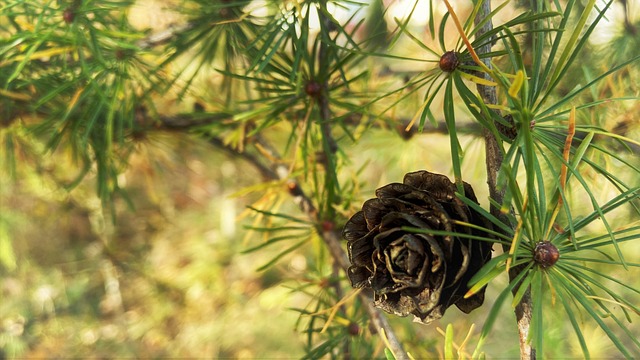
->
[342,170,493,324]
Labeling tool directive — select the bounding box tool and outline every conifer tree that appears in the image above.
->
[1,0,639,358]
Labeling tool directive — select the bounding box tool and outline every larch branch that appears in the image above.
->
[472,0,535,359]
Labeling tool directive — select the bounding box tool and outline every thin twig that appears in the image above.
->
[136,22,194,49]
[159,110,484,137]
[320,223,409,360]
[472,0,535,359]
[171,122,409,359]
[261,142,409,359]
[314,13,353,358]
[317,5,408,358]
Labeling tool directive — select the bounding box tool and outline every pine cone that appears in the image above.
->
[342,170,492,324]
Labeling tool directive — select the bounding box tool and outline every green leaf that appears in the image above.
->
[303,338,344,360]
[537,54,639,117]
[457,195,514,235]
[553,266,634,358]
[473,264,532,357]
[443,77,464,194]
[241,234,305,254]
[511,272,533,308]
[544,0,612,104]
[560,262,640,318]
[555,278,591,359]
[246,206,313,224]
[255,239,308,272]
[384,348,396,360]
[444,324,454,360]
[467,253,508,289]
[402,226,502,246]
[530,269,544,357]
[243,225,311,233]
[561,225,640,251]
[438,12,450,53]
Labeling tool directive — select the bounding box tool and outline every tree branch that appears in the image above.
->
[250,142,409,359]
[136,22,194,49]
[473,1,535,359]
[314,8,408,358]
[162,119,410,359]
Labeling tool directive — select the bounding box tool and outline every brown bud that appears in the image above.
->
[534,241,559,268]
[439,51,459,72]
[321,220,334,232]
[347,322,360,336]
[304,81,322,97]
[396,124,415,140]
[286,180,304,197]
[63,8,75,24]
[115,48,133,60]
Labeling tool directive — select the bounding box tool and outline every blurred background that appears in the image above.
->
[1,0,639,358]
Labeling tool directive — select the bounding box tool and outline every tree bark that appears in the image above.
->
[473,0,535,359]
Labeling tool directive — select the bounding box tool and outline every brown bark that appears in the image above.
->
[473,0,535,359]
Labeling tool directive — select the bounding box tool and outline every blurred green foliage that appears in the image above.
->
[2,130,638,358]
[0,134,308,357]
